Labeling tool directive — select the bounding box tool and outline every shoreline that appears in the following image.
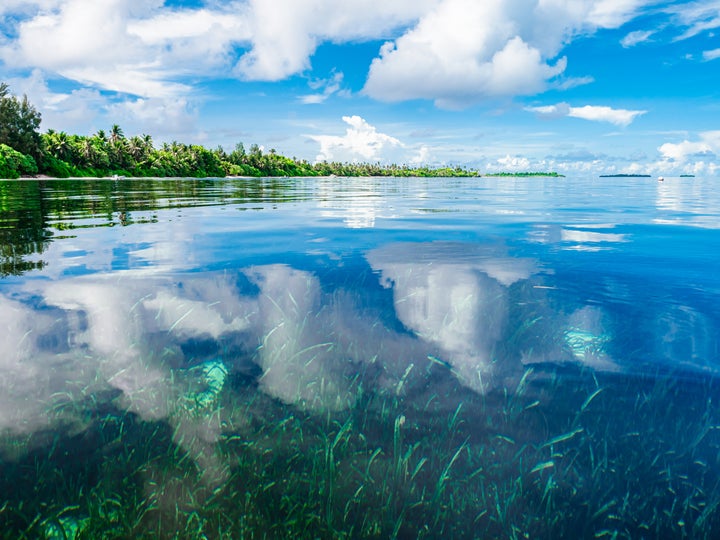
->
[14,173,569,181]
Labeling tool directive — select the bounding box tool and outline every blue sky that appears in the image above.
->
[1,0,719,175]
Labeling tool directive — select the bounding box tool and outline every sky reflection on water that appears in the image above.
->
[2,175,718,434]
[1,175,720,537]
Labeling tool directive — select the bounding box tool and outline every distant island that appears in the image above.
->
[481,172,564,177]
[599,174,651,177]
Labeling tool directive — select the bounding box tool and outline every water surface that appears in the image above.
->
[1,176,719,538]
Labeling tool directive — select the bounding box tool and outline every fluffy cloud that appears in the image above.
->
[5,69,103,130]
[0,0,701,168]
[2,1,174,97]
[235,0,651,97]
[526,102,646,126]
[0,0,430,120]
[234,0,434,81]
[495,155,533,171]
[0,0,251,99]
[2,0,655,105]
[309,115,405,163]
[364,1,561,108]
[362,0,651,107]
[626,131,720,176]
[658,131,720,162]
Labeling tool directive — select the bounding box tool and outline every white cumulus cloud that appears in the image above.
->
[362,0,652,107]
[309,115,404,162]
[234,0,434,81]
[363,1,564,108]
[494,155,532,171]
[1,0,657,108]
[658,131,720,162]
[0,0,250,99]
[526,103,646,126]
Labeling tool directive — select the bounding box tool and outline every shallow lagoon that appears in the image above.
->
[1,175,720,538]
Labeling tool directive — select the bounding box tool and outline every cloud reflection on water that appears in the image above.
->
[1,241,545,449]
[655,177,720,229]
[4,271,259,485]
[367,242,538,392]
[1,236,716,477]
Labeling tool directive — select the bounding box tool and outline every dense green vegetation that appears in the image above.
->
[0,143,38,179]
[0,83,43,164]
[483,171,564,177]
[0,83,563,179]
[11,125,486,179]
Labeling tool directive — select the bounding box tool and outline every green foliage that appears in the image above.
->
[33,121,528,179]
[0,143,37,179]
[39,153,73,178]
[225,162,263,177]
[34,126,564,180]
[484,171,564,177]
[0,83,43,161]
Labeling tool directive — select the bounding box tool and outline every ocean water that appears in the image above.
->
[1,175,719,538]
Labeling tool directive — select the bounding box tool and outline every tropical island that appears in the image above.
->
[598,174,652,177]
[1,83,560,180]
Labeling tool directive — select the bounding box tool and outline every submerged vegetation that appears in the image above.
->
[0,82,563,179]
[2,359,720,538]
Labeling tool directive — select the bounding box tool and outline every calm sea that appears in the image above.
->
[1,175,719,538]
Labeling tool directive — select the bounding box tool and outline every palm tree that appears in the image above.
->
[109,124,124,144]
[127,136,145,161]
[79,138,96,166]
[45,131,72,161]
[141,134,154,151]
[108,138,129,170]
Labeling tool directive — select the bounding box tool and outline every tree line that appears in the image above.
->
[1,83,560,179]
[0,83,483,179]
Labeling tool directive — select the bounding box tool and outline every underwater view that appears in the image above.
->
[1,175,720,538]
